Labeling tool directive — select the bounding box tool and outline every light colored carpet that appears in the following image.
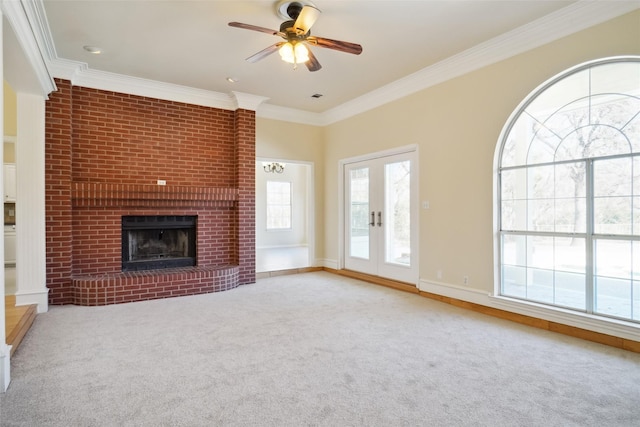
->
[1,271,639,426]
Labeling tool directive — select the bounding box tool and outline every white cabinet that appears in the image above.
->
[4,163,16,202]
[5,225,16,265]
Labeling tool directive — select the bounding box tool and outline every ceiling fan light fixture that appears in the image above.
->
[278,42,309,64]
[294,43,309,62]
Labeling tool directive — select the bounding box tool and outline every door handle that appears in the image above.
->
[370,211,375,227]
[377,211,382,227]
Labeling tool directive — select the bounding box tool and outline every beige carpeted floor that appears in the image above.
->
[1,271,639,426]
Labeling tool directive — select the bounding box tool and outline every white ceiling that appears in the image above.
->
[12,1,639,120]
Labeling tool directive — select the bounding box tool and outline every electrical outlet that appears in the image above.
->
[463,275,469,285]
[437,270,442,279]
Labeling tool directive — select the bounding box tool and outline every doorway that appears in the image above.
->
[343,148,418,284]
[255,160,314,273]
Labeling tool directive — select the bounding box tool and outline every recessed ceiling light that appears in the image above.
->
[226,77,239,83]
[83,45,102,54]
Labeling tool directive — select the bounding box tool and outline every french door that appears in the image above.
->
[344,150,418,284]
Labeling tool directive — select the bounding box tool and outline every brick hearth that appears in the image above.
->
[45,79,255,305]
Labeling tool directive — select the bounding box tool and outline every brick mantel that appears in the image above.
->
[45,79,255,305]
[71,182,238,207]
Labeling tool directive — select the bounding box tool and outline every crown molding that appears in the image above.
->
[232,91,269,111]
[13,0,640,123]
[69,64,239,110]
[256,103,324,126]
[1,0,56,96]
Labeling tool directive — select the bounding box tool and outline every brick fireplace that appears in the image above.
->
[45,79,255,306]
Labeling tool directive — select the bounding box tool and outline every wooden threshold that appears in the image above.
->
[324,268,640,354]
[5,295,37,356]
[329,268,420,295]
[256,266,323,280]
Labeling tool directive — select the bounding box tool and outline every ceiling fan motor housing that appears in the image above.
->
[276,0,317,20]
[280,20,308,39]
[286,2,303,19]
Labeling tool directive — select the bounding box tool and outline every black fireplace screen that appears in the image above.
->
[122,215,196,271]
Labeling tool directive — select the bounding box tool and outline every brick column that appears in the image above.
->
[235,109,256,285]
[45,79,74,304]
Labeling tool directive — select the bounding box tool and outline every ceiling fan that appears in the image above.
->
[228,0,362,72]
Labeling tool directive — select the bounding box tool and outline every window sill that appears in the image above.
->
[489,294,640,343]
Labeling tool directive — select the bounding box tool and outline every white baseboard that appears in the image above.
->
[419,279,640,342]
[15,289,49,313]
[320,259,339,270]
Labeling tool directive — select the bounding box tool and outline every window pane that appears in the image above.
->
[525,68,590,124]
[555,237,585,274]
[590,93,640,133]
[501,200,527,231]
[555,162,586,198]
[529,165,554,199]
[266,181,291,230]
[594,158,632,197]
[546,98,591,141]
[594,197,632,235]
[502,264,526,298]
[527,268,554,304]
[595,239,632,279]
[591,62,640,95]
[501,115,535,167]
[595,239,634,319]
[634,242,640,321]
[527,128,560,165]
[634,280,640,321]
[527,236,553,270]
[384,161,411,265]
[501,168,527,200]
[555,271,586,310]
[595,276,632,319]
[501,234,526,267]
[350,168,369,259]
[554,237,586,310]
[555,198,586,233]
[528,199,554,232]
[552,119,632,161]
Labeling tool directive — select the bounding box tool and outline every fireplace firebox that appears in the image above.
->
[122,215,196,272]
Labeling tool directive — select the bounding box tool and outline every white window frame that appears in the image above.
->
[494,56,640,327]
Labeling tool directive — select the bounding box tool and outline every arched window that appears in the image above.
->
[497,57,640,322]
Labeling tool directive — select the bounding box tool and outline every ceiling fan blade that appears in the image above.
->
[305,48,322,72]
[307,36,362,55]
[228,22,283,37]
[293,5,321,35]
[246,43,284,63]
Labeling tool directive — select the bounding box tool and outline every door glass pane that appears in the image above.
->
[384,160,411,265]
[350,167,369,259]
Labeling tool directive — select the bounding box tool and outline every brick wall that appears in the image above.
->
[45,79,255,305]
